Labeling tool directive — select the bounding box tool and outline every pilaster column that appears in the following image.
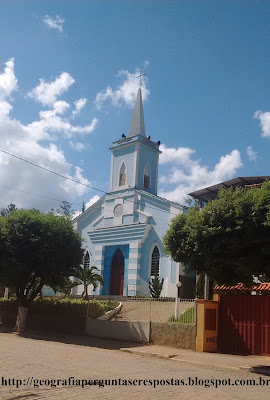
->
[127,242,141,296]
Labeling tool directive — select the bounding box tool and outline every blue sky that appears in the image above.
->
[1,0,270,212]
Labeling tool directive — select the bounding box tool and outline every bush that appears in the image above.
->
[0,297,118,319]
[168,306,195,324]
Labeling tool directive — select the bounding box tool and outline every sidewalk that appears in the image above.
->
[2,327,270,375]
[121,343,270,375]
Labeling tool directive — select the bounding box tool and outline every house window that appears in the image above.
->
[143,163,150,189]
[151,245,160,276]
[119,162,127,186]
[83,251,90,270]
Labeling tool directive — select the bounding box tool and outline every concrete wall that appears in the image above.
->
[86,319,150,343]
[85,319,196,349]
[150,322,196,350]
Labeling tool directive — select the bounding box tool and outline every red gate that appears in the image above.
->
[218,294,270,356]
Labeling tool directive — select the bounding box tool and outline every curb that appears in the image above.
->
[97,302,122,321]
[121,348,178,360]
[120,348,264,374]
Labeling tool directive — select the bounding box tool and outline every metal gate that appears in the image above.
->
[218,294,270,356]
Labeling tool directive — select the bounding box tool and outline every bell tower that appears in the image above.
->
[109,88,161,195]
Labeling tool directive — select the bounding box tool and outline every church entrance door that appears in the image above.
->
[110,249,124,295]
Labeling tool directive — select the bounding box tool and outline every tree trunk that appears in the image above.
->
[83,284,89,301]
[14,306,28,333]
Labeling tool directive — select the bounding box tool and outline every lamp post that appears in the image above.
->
[175,281,182,319]
[204,274,209,300]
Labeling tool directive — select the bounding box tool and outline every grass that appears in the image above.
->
[168,306,195,324]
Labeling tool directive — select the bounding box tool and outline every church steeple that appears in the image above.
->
[109,85,161,195]
[128,88,146,137]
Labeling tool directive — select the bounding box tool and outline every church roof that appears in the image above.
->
[137,189,185,210]
[128,88,146,137]
[73,187,185,226]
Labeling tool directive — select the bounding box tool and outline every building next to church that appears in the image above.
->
[189,176,270,204]
[72,88,195,298]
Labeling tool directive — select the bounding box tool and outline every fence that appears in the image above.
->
[111,297,195,323]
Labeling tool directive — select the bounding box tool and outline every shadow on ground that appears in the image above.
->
[250,366,270,376]
[0,324,144,351]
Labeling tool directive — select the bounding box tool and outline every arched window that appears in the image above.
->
[119,162,127,186]
[151,245,160,276]
[83,251,90,270]
[143,163,150,189]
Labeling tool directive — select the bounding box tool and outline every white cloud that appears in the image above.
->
[43,15,65,32]
[0,59,98,210]
[0,113,91,210]
[246,146,258,162]
[69,141,87,152]
[0,101,13,117]
[254,110,270,138]
[27,99,98,139]
[95,67,150,110]
[159,144,196,167]
[28,72,75,106]
[73,98,87,116]
[85,195,100,208]
[0,58,18,100]
[159,146,242,204]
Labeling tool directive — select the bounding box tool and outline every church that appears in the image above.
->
[72,88,195,298]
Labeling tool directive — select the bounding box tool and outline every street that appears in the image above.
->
[0,332,269,400]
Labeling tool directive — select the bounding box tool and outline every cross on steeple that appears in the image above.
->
[136,69,145,88]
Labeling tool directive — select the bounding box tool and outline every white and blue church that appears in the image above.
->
[72,88,195,298]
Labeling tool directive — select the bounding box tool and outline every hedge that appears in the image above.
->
[0,297,118,319]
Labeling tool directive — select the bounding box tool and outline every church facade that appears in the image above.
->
[73,89,195,298]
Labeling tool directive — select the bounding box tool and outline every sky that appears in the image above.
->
[1,0,270,213]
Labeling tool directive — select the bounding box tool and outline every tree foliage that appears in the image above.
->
[57,201,74,218]
[82,202,86,213]
[73,266,104,300]
[149,270,164,298]
[0,209,84,310]
[163,182,270,286]
[0,203,17,217]
[55,276,79,297]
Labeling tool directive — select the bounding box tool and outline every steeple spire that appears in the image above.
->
[128,88,146,137]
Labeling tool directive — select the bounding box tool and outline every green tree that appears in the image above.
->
[57,201,74,218]
[82,202,86,212]
[56,276,79,297]
[0,209,83,332]
[149,270,164,298]
[73,266,104,300]
[163,181,270,286]
[0,203,17,217]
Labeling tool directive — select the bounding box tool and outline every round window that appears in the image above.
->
[114,204,123,217]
